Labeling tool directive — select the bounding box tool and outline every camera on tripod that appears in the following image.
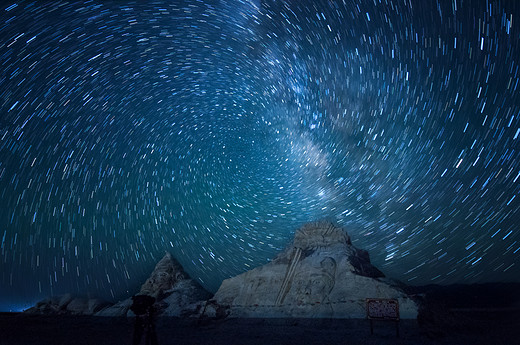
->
[130,295,158,345]
[130,295,156,316]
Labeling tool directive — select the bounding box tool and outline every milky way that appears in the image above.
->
[1,0,519,310]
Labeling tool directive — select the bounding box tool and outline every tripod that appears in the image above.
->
[133,311,158,345]
[131,295,158,345]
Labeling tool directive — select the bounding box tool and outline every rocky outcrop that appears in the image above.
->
[138,252,188,298]
[24,293,112,315]
[26,252,211,317]
[207,221,418,319]
[97,252,212,317]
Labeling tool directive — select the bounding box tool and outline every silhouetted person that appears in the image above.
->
[130,295,158,345]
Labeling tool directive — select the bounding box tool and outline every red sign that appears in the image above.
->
[366,299,400,320]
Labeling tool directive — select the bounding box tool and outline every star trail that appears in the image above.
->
[1,0,519,310]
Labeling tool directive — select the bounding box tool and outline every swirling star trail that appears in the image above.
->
[1,0,519,309]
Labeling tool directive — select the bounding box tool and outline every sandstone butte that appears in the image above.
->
[206,221,418,319]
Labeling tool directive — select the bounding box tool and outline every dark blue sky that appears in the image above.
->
[1,0,519,310]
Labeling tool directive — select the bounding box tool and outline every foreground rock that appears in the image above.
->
[97,252,212,317]
[24,293,112,315]
[207,221,418,319]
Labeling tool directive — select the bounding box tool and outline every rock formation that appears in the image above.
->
[26,221,419,320]
[26,252,211,317]
[97,252,212,317]
[24,293,112,315]
[207,221,418,319]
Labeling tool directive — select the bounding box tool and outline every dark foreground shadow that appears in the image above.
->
[1,313,519,345]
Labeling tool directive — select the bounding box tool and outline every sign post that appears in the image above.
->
[366,298,400,337]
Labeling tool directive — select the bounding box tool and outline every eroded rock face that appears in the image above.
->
[138,252,188,299]
[96,252,212,317]
[209,221,418,319]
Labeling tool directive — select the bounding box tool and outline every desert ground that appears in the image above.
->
[3,283,519,345]
[1,309,518,345]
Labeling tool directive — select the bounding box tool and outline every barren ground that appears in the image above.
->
[1,311,518,345]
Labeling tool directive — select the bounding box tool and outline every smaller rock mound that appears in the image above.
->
[25,252,211,318]
[97,252,212,317]
[24,293,112,315]
[138,252,188,299]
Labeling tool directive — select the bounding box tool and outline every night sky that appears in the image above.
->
[1,0,519,312]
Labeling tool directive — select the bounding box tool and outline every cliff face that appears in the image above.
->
[208,221,418,319]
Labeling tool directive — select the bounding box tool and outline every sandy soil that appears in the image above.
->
[1,312,518,345]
